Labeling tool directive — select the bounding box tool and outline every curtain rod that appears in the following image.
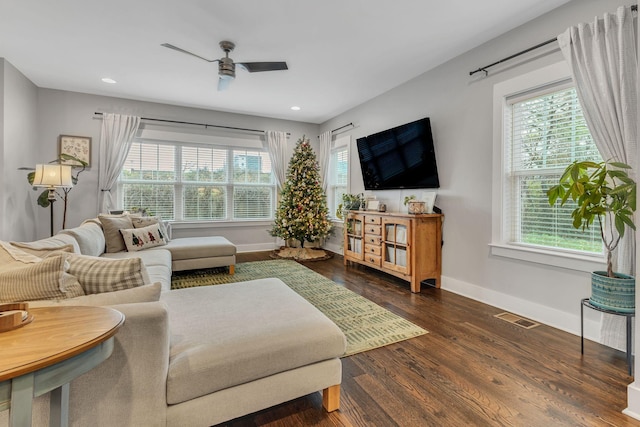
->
[317,122,354,138]
[93,112,290,135]
[469,4,638,76]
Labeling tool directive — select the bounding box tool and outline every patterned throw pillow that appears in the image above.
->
[0,252,85,303]
[66,254,148,294]
[131,216,171,242]
[119,223,167,252]
[98,213,134,253]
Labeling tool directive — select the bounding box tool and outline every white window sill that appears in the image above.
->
[489,243,606,273]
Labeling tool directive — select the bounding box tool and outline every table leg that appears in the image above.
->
[627,316,633,376]
[10,373,34,427]
[49,383,69,427]
[580,300,584,355]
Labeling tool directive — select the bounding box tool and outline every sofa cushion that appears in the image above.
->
[161,236,236,261]
[162,278,346,405]
[101,249,172,291]
[66,254,148,294]
[98,214,134,253]
[27,282,162,307]
[120,223,167,252]
[0,243,85,302]
[59,220,106,257]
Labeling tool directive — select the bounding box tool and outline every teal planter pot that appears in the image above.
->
[590,271,635,313]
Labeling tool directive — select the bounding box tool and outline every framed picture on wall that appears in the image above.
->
[59,135,91,167]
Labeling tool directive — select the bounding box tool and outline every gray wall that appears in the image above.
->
[319,0,635,341]
[3,87,319,248]
[0,0,633,341]
[1,59,39,241]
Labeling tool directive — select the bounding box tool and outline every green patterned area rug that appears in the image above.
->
[171,259,427,357]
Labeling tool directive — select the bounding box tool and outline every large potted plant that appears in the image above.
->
[547,160,636,312]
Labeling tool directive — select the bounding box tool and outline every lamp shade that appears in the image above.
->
[32,164,73,188]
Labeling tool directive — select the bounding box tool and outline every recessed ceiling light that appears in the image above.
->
[290,106,301,111]
[101,77,117,84]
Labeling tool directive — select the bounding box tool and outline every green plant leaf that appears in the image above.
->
[37,190,51,208]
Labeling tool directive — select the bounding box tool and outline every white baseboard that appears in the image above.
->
[624,381,640,420]
[441,275,601,342]
[236,243,278,253]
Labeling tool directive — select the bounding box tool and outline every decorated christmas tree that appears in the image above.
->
[270,136,331,248]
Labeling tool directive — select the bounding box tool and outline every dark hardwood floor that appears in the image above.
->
[218,252,638,427]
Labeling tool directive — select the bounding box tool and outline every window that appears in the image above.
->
[492,62,604,270]
[119,140,275,222]
[506,83,603,253]
[327,137,349,217]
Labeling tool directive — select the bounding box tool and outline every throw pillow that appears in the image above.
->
[120,224,167,252]
[27,282,162,307]
[98,213,134,253]
[131,216,171,242]
[66,254,148,294]
[0,253,85,303]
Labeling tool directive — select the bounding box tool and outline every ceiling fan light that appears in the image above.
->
[218,74,234,91]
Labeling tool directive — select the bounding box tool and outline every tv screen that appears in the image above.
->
[356,117,439,190]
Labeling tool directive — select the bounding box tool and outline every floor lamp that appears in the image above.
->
[32,164,73,236]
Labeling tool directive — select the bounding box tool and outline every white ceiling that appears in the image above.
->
[0,0,571,124]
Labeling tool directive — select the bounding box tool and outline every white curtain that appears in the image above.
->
[266,131,288,190]
[558,5,637,351]
[558,5,637,276]
[318,131,332,191]
[98,113,141,213]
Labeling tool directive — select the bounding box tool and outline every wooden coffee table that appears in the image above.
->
[0,305,125,427]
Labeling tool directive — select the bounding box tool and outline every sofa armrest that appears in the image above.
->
[0,302,170,427]
[65,301,170,427]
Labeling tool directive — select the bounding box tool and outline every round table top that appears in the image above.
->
[0,305,125,381]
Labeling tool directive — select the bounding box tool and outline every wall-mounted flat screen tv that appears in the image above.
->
[356,117,439,190]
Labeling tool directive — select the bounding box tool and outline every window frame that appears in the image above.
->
[117,134,276,224]
[490,61,606,273]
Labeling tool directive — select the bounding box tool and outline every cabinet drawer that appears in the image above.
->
[365,225,381,235]
[365,216,382,225]
[365,244,381,256]
[364,253,381,266]
[364,234,382,245]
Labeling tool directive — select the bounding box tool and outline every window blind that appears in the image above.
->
[119,140,275,221]
[505,85,603,253]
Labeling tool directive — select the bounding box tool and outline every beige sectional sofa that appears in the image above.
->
[0,218,346,426]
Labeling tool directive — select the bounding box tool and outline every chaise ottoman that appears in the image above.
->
[160,278,346,426]
[161,236,237,273]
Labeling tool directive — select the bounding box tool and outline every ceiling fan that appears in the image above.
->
[161,40,288,91]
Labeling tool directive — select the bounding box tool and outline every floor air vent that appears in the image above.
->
[494,312,540,329]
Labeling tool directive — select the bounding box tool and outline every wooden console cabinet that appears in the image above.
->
[344,211,442,293]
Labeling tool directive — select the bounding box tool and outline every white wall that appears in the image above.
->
[27,89,320,248]
[319,0,635,342]
[0,59,39,241]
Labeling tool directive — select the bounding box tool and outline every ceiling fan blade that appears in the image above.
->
[218,75,234,91]
[161,43,218,63]
[237,62,288,72]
